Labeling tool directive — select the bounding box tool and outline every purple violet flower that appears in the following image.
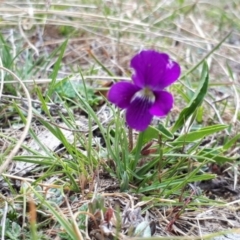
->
[108,50,181,131]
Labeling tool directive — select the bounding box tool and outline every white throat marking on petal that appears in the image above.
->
[131,87,155,103]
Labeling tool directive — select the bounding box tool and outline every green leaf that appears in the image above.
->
[138,173,215,193]
[171,62,209,133]
[36,86,51,116]
[0,33,13,69]
[175,124,227,142]
[135,156,160,177]
[198,150,236,164]
[120,171,129,191]
[141,126,159,143]
[157,123,174,139]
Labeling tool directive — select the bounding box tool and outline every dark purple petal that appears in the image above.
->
[126,96,153,131]
[149,91,173,116]
[130,50,180,90]
[161,58,181,89]
[108,81,140,109]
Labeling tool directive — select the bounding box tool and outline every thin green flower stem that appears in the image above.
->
[133,131,144,170]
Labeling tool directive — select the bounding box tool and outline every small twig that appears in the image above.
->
[4,76,128,85]
[2,173,68,189]
[65,195,84,240]
[212,95,230,103]
[18,5,39,56]
[1,94,60,107]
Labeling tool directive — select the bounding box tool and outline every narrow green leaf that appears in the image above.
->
[89,50,114,77]
[47,40,68,97]
[175,124,227,142]
[223,133,240,150]
[135,156,160,176]
[138,173,214,193]
[35,86,51,116]
[157,123,174,139]
[120,171,129,191]
[199,151,236,164]
[171,62,209,133]
[0,33,13,69]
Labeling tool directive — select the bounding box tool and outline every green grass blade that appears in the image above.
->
[47,40,68,98]
[171,62,209,133]
[175,124,227,142]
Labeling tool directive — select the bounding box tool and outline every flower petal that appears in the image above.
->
[108,81,140,109]
[149,91,173,116]
[130,50,180,90]
[162,58,181,89]
[126,96,153,131]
